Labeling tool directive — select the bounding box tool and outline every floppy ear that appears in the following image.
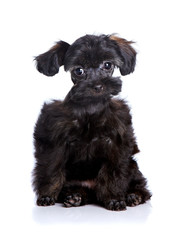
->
[110,35,137,75]
[35,41,70,76]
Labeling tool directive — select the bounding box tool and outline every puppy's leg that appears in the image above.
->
[95,164,128,211]
[126,158,152,207]
[35,173,65,206]
[33,149,65,206]
[58,186,96,207]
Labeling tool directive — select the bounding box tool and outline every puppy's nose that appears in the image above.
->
[94,85,103,93]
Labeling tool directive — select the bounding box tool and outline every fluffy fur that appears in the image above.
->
[33,34,151,211]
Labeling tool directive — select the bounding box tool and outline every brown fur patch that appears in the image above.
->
[50,42,60,51]
[110,35,136,56]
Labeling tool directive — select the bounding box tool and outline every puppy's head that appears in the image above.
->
[35,34,136,83]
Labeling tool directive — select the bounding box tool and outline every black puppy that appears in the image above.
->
[33,34,151,211]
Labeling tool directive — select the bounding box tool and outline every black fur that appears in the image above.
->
[33,34,151,211]
[35,34,136,80]
[35,41,70,76]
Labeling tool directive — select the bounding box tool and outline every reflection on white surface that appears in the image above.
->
[32,201,152,225]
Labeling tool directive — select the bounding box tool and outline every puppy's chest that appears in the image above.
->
[68,119,120,154]
[66,120,120,180]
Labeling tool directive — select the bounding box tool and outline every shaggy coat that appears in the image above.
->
[33,34,151,210]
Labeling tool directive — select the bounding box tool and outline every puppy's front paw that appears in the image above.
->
[126,193,142,207]
[37,196,55,206]
[105,199,126,211]
[64,193,82,208]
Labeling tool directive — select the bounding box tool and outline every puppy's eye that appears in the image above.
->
[103,62,112,70]
[74,68,84,76]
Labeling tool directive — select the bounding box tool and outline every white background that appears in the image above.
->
[0,0,175,239]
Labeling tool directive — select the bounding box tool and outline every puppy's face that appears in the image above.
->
[35,34,136,84]
[63,35,123,84]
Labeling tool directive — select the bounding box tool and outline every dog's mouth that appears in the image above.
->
[89,77,122,98]
[64,77,122,105]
